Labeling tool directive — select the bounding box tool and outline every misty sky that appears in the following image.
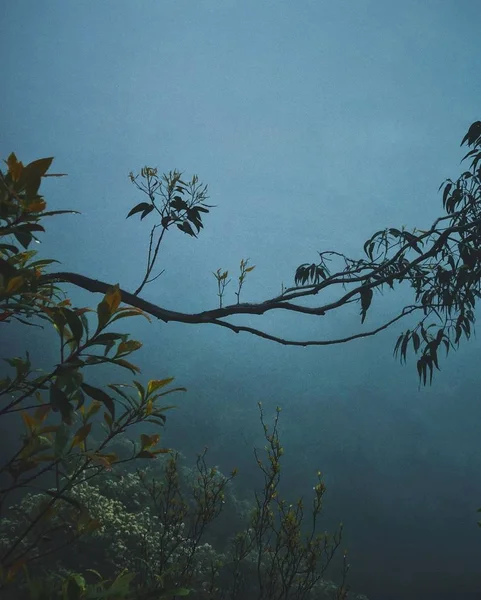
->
[2,2,481,599]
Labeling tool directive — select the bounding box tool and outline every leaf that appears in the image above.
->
[177,221,196,236]
[170,196,188,211]
[147,377,174,396]
[109,383,135,407]
[50,383,74,424]
[81,382,115,419]
[25,157,54,178]
[71,423,92,449]
[86,401,102,420]
[133,380,145,401]
[24,199,47,213]
[461,121,481,147]
[140,433,161,449]
[400,331,410,364]
[127,202,152,218]
[136,450,157,459]
[110,308,151,323]
[0,243,19,254]
[360,287,373,324]
[34,404,51,422]
[6,152,24,182]
[61,307,84,347]
[141,205,155,219]
[104,412,113,429]
[115,339,142,357]
[112,358,141,374]
[21,411,37,433]
[412,332,420,353]
[104,284,122,313]
[96,300,111,330]
[87,332,126,347]
[88,452,116,470]
[6,275,25,293]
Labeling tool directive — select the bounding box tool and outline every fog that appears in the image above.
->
[2,1,481,598]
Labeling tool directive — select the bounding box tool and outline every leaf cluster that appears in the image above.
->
[127,168,212,296]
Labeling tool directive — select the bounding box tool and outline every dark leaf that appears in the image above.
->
[127,202,152,218]
[81,383,115,419]
[50,384,74,425]
[141,205,155,220]
[360,286,373,324]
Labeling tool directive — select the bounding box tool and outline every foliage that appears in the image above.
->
[0,155,185,593]
[2,416,354,600]
[225,403,347,600]
[33,120,481,386]
[127,167,211,296]
[0,152,362,599]
[294,121,481,384]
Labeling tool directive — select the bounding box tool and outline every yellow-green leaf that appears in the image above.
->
[34,404,51,423]
[6,153,23,182]
[86,401,102,420]
[96,300,111,330]
[71,423,92,448]
[116,340,142,357]
[6,275,25,293]
[21,411,37,433]
[110,308,151,323]
[147,377,174,396]
[104,284,122,313]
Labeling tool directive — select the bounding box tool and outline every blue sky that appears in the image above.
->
[3,2,481,598]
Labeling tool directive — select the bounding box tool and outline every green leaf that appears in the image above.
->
[63,572,86,600]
